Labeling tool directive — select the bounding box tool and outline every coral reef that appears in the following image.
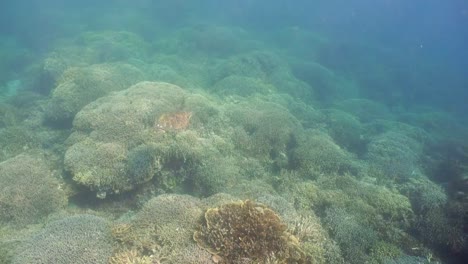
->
[211,50,315,101]
[192,156,244,196]
[0,126,39,162]
[109,247,172,264]
[226,98,302,168]
[45,62,146,123]
[74,31,151,63]
[170,25,253,58]
[321,109,366,155]
[69,81,187,144]
[368,241,403,264]
[13,214,113,264]
[399,110,467,141]
[366,131,423,181]
[126,144,160,185]
[155,111,193,132]
[402,177,466,252]
[400,177,448,213]
[149,54,211,88]
[44,31,150,68]
[0,11,465,264]
[0,103,19,128]
[213,51,285,81]
[63,82,199,195]
[109,248,155,264]
[415,205,466,252]
[288,213,337,264]
[169,244,214,264]
[291,61,357,102]
[110,194,208,263]
[290,130,361,178]
[315,174,414,232]
[211,75,275,97]
[64,138,128,196]
[281,173,417,263]
[334,98,393,123]
[324,207,379,264]
[194,200,305,263]
[0,154,66,225]
[0,225,41,264]
[133,194,203,247]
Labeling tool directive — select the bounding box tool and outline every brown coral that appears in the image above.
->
[155,111,193,132]
[194,200,305,263]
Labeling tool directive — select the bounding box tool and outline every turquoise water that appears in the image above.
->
[0,1,467,263]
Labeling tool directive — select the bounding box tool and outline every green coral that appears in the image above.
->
[192,156,243,196]
[211,75,276,97]
[291,61,356,102]
[134,194,203,248]
[0,103,19,128]
[64,82,194,196]
[226,98,302,169]
[214,51,285,81]
[0,154,66,226]
[334,98,392,123]
[368,241,403,264]
[45,62,146,123]
[172,25,252,57]
[126,144,160,185]
[13,215,113,264]
[284,174,415,263]
[287,213,336,264]
[76,31,150,62]
[0,126,39,162]
[46,30,150,67]
[212,50,315,100]
[366,131,423,181]
[322,109,366,155]
[315,175,414,232]
[324,207,378,264]
[400,176,447,213]
[64,138,128,196]
[112,194,204,260]
[290,130,361,178]
[0,225,44,264]
[151,130,230,193]
[414,203,466,252]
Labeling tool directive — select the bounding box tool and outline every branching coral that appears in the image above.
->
[194,200,305,263]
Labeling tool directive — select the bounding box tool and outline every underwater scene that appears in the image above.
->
[0,0,467,263]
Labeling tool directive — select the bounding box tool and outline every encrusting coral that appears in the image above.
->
[194,200,306,263]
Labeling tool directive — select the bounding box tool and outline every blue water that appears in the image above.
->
[1,1,467,113]
[0,1,467,263]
